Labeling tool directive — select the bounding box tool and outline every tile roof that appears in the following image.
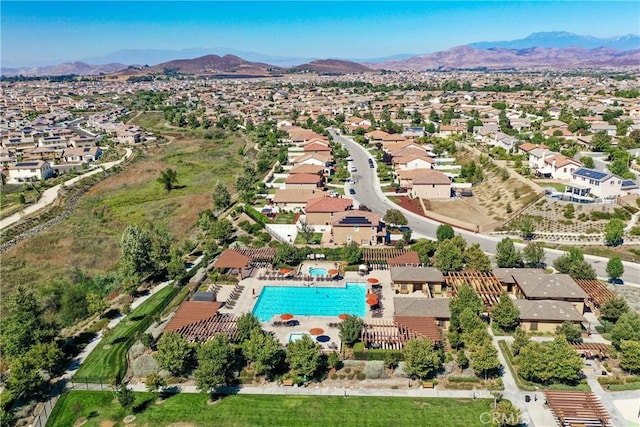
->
[273,188,319,203]
[412,170,452,185]
[289,164,324,175]
[512,272,588,300]
[304,196,353,213]
[515,299,586,322]
[285,173,323,184]
[393,297,451,319]
[390,266,444,282]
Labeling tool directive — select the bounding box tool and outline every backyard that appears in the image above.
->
[47,391,493,427]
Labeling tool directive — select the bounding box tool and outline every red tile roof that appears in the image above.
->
[212,249,250,269]
[305,196,353,213]
[285,173,323,184]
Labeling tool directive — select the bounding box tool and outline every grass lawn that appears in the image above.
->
[48,391,493,427]
[74,286,178,382]
[294,232,323,244]
[554,244,640,263]
[274,212,297,224]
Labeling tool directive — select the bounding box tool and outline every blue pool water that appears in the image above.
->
[253,283,366,322]
[308,267,328,276]
[288,333,311,342]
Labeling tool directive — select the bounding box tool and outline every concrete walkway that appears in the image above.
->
[0,147,133,231]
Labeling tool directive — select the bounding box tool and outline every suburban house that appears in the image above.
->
[62,146,102,163]
[290,152,332,167]
[437,124,466,137]
[22,147,60,163]
[402,126,425,138]
[518,142,549,156]
[406,169,452,199]
[304,196,353,226]
[539,153,582,180]
[272,188,320,211]
[511,272,588,314]
[514,300,586,333]
[392,153,435,171]
[330,210,386,246]
[288,163,325,176]
[284,173,324,190]
[303,141,331,154]
[567,168,624,201]
[390,266,444,296]
[393,298,452,329]
[7,160,54,183]
[69,135,96,148]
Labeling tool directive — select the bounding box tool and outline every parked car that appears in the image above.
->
[350,166,358,172]
[395,187,408,193]
[349,188,356,195]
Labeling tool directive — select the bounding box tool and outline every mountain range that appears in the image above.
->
[2,32,639,77]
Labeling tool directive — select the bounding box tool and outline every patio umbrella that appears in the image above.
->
[280,268,292,275]
[367,277,379,284]
[328,269,340,276]
[280,313,294,321]
[338,313,350,320]
[309,328,325,335]
[366,295,379,305]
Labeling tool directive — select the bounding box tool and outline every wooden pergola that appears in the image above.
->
[574,279,615,310]
[543,391,612,427]
[360,318,442,351]
[362,248,413,265]
[571,342,612,358]
[232,247,277,263]
[174,313,238,343]
[445,270,503,309]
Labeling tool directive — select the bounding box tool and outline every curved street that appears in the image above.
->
[331,130,640,285]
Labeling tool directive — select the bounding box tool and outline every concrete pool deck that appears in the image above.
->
[217,267,395,347]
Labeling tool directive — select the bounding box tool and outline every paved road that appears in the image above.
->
[0,148,133,231]
[330,130,640,284]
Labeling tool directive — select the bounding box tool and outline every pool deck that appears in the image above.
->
[217,267,395,348]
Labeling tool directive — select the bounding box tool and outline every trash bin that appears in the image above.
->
[525,395,531,403]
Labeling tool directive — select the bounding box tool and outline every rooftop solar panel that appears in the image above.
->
[573,168,608,181]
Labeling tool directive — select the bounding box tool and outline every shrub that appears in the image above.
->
[630,227,640,236]
[356,372,366,380]
[394,362,409,378]
[448,376,481,383]
[364,361,385,379]
[330,373,338,380]
[347,373,355,380]
[344,367,351,374]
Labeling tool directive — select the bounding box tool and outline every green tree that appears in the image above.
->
[403,338,444,379]
[274,244,302,266]
[456,349,469,371]
[120,225,156,277]
[434,239,464,274]
[450,285,484,319]
[511,328,529,356]
[212,182,231,211]
[0,285,56,360]
[591,131,612,152]
[553,248,596,280]
[341,241,362,265]
[383,209,408,227]
[286,334,321,379]
[235,313,262,343]
[166,247,186,281]
[339,315,364,346]
[519,215,536,240]
[464,243,492,272]
[555,321,583,343]
[580,156,595,169]
[606,257,624,281]
[157,168,179,192]
[155,331,194,376]
[297,219,315,244]
[5,355,48,399]
[26,341,65,377]
[522,242,546,268]
[471,342,501,378]
[611,311,640,348]
[243,329,285,378]
[619,340,640,374]
[517,335,583,384]
[411,239,438,265]
[209,218,234,244]
[491,293,520,332]
[604,219,624,246]
[116,385,135,412]
[194,334,236,393]
[599,295,629,323]
[436,224,455,241]
[491,399,522,427]
[495,237,522,268]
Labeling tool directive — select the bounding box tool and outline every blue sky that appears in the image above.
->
[2,1,639,66]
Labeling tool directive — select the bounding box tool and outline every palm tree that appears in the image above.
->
[157,168,178,192]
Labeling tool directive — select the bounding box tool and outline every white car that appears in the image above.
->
[346,156,353,161]
[350,166,358,172]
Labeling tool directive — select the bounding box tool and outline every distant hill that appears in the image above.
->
[289,59,372,74]
[1,62,128,77]
[123,54,283,77]
[469,31,640,51]
[374,46,640,71]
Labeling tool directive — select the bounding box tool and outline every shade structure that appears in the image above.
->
[338,313,350,320]
[309,327,325,335]
[328,269,340,276]
[280,313,294,320]
[367,277,379,284]
[280,268,292,275]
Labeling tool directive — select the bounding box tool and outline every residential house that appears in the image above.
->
[390,266,444,296]
[272,188,319,211]
[515,300,586,333]
[511,272,588,314]
[393,297,452,329]
[392,153,435,171]
[303,141,331,154]
[284,173,324,190]
[330,210,385,246]
[63,146,102,163]
[567,168,623,200]
[589,123,617,136]
[7,160,54,183]
[437,124,466,138]
[518,143,549,156]
[304,196,353,226]
[540,153,582,180]
[402,126,425,138]
[405,169,452,199]
[288,163,325,176]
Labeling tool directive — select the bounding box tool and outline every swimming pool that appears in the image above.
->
[308,267,328,276]
[253,283,366,322]
[288,333,311,342]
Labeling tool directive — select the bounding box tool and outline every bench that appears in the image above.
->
[282,379,294,387]
[422,382,434,389]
